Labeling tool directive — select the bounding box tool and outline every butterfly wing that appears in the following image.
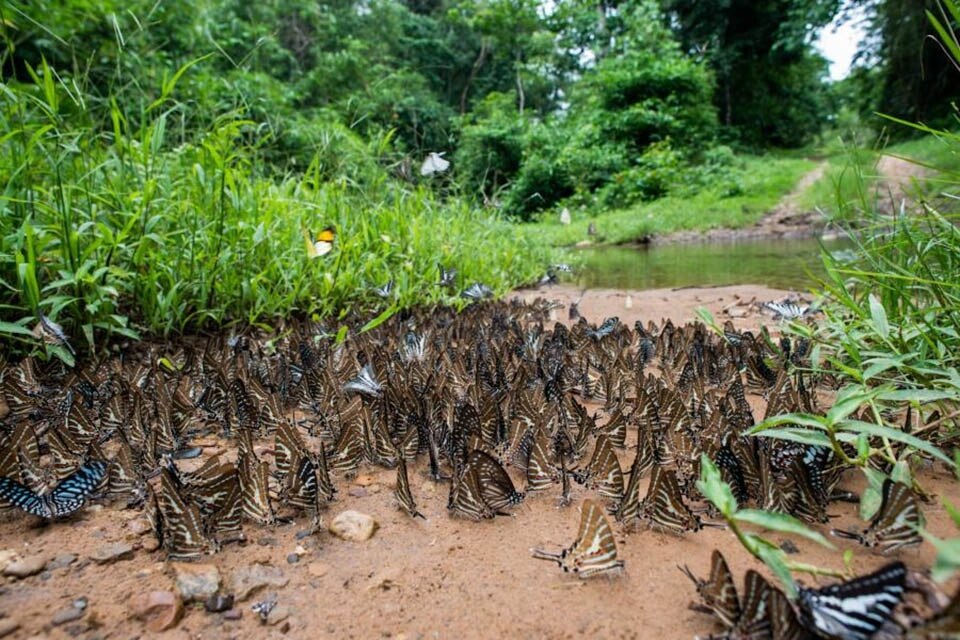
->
[48,460,108,517]
[798,562,906,640]
[0,475,49,518]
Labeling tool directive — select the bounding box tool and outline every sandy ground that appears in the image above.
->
[1,284,958,640]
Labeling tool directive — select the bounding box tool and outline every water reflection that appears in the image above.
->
[576,237,849,291]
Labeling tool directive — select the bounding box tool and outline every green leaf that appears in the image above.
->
[868,294,889,339]
[749,413,828,434]
[859,468,886,520]
[734,509,835,549]
[360,304,397,333]
[748,428,832,448]
[875,388,957,403]
[923,533,960,583]
[696,454,738,517]
[754,541,796,598]
[826,385,875,426]
[944,499,960,529]
[0,321,34,337]
[840,419,954,466]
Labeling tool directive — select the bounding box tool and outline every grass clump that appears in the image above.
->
[0,61,553,358]
[530,154,814,246]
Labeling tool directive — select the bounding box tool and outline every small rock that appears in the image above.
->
[3,555,48,579]
[130,590,183,633]
[353,474,376,487]
[47,553,77,571]
[73,597,88,610]
[267,605,290,626]
[204,593,234,613]
[0,619,20,638]
[286,554,299,565]
[347,487,368,498]
[367,483,383,494]
[257,536,277,547]
[229,564,289,601]
[90,542,134,565]
[329,511,377,542]
[222,608,242,621]
[127,518,152,536]
[294,545,308,556]
[142,537,160,552]
[307,562,329,578]
[725,306,749,318]
[50,606,84,626]
[170,562,221,602]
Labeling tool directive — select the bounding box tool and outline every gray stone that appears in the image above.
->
[204,593,234,613]
[90,542,134,565]
[51,606,84,626]
[222,608,242,621]
[229,564,288,601]
[47,553,77,571]
[170,562,221,602]
[286,554,299,565]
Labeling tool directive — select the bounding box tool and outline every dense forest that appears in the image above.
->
[3,0,957,220]
[0,0,958,348]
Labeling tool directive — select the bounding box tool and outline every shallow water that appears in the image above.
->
[576,236,849,291]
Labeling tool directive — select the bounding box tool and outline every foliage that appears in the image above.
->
[698,455,837,598]
[0,60,552,359]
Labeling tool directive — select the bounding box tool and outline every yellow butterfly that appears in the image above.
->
[301,225,336,258]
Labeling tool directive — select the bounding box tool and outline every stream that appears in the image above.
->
[576,236,850,291]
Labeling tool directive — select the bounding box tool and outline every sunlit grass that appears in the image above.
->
[530,155,815,246]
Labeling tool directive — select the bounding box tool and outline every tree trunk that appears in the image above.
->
[460,40,489,115]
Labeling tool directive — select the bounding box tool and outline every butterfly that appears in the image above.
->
[32,314,75,356]
[531,499,624,578]
[301,226,336,258]
[680,550,741,628]
[343,364,383,398]
[832,478,923,554]
[462,282,494,301]
[796,561,906,640]
[763,301,816,320]
[373,279,395,299]
[0,460,107,519]
[395,457,425,519]
[437,263,457,288]
[420,151,450,176]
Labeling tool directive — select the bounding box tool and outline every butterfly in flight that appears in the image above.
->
[0,460,108,519]
[796,561,906,640]
[301,226,336,258]
[420,151,450,176]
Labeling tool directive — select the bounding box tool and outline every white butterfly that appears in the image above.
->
[420,152,450,176]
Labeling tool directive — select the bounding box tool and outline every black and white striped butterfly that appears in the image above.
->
[764,301,817,320]
[796,561,906,640]
[373,279,395,299]
[461,282,494,301]
[0,460,107,518]
[343,364,383,398]
[437,263,457,289]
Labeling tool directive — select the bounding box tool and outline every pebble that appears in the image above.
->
[47,553,77,571]
[142,537,160,553]
[90,542,134,565]
[50,606,84,626]
[258,537,278,547]
[0,619,19,638]
[229,564,289,601]
[286,554,299,565]
[307,562,329,578]
[127,518,152,536]
[267,604,291,626]
[329,511,377,541]
[222,608,242,621]
[347,487,368,498]
[170,562,221,602]
[3,555,48,579]
[367,483,383,494]
[204,593,234,613]
[130,590,183,633]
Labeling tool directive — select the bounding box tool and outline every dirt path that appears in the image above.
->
[875,154,933,213]
[652,161,830,244]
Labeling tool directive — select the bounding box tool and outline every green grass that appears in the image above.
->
[529,155,815,246]
[0,63,554,358]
